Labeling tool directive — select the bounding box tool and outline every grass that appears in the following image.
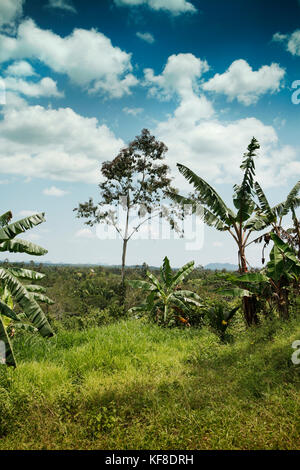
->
[0,316,299,450]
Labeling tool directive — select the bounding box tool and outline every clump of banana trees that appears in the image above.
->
[222,233,300,320]
[168,137,300,326]
[128,257,202,326]
[0,211,54,367]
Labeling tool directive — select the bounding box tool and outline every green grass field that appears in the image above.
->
[0,316,299,450]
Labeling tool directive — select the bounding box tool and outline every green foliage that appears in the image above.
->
[201,300,240,340]
[0,211,53,367]
[129,257,202,326]
[0,318,299,449]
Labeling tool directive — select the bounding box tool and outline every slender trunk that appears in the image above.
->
[119,197,130,305]
[277,284,289,320]
[121,238,128,285]
[239,238,259,326]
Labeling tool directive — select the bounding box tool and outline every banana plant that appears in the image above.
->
[204,303,240,340]
[0,211,54,367]
[128,257,202,325]
[221,233,300,319]
[168,137,263,325]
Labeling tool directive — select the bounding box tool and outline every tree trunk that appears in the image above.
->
[121,238,128,285]
[239,242,259,326]
[277,286,289,320]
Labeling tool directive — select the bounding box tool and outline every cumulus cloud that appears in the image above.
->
[47,0,77,14]
[114,0,197,15]
[144,54,298,190]
[136,32,155,43]
[5,60,36,77]
[273,29,300,56]
[0,0,24,31]
[0,101,124,183]
[0,19,138,98]
[43,186,69,197]
[202,59,285,105]
[144,53,210,100]
[3,76,63,98]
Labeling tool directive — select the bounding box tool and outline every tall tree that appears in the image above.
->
[74,129,179,286]
[168,137,262,325]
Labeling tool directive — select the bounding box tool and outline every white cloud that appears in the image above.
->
[114,0,197,15]
[145,55,298,190]
[0,19,138,98]
[47,0,77,14]
[156,110,300,189]
[43,186,69,197]
[136,32,155,44]
[203,59,285,105]
[272,32,287,43]
[0,101,124,183]
[5,60,36,77]
[144,53,210,100]
[3,76,63,98]
[123,106,143,116]
[273,30,300,56]
[75,228,96,239]
[0,0,23,30]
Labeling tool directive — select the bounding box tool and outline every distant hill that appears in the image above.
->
[204,263,238,271]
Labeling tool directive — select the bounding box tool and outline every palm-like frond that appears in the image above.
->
[254,182,273,218]
[172,260,194,288]
[7,267,45,281]
[0,268,53,337]
[281,180,300,216]
[167,191,228,231]
[0,238,48,256]
[0,213,46,242]
[0,211,12,227]
[177,164,233,222]
[161,256,172,287]
[0,299,21,322]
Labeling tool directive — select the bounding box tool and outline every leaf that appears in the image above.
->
[0,299,21,322]
[224,306,240,322]
[7,267,45,281]
[128,280,157,291]
[281,180,300,216]
[0,213,46,242]
[172,261,195,288]
[25,284,47,293]
[220,288,252,297]
[161,256,172,287]
[254,182,273,218]
[177,164,234,223]
[0,238,48,256]
[238,273,269,283]
[146,271,162,291]
[0,211,13,228]
[29,292,54,305]
[0,268,53,337]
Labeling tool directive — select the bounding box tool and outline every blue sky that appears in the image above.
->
[1,0,300,267]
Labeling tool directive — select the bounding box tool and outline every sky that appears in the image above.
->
[1,0,300,268]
